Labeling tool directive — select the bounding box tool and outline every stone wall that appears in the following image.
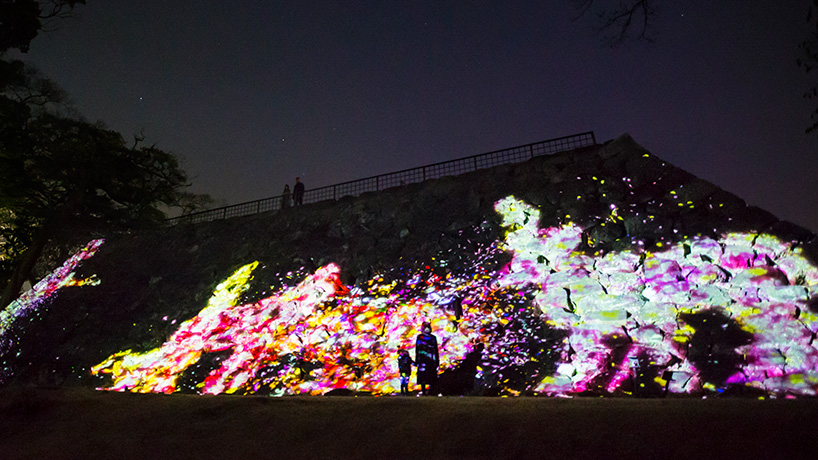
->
[2,134,817,396]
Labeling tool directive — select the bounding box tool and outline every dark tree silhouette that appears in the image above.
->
[798,0,818,135]
[0,108,195,308]
[0,1,207,307]
[0,0,85,53]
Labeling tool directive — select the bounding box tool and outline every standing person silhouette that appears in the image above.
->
[281,184,291,209]
[415,321,439,396]
[397,348,415,395]
[293,177,305,206]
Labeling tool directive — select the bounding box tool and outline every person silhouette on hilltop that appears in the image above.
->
[293,177,305,206]
[281,184,291,208]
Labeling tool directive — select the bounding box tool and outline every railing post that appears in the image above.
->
[473,156,478,171]
[423,166,426,181]
[376,176,380,191]
[529,145,534,159]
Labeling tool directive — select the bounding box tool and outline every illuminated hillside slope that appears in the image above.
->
[2,134,817,397]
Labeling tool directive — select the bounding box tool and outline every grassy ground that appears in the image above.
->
[1,387,817,460]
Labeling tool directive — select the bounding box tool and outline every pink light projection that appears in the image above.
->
[91,259,496,395]
[493,196,818,396]
[87,196,818,397]
[6,196,818,397]
[0,239,104,355]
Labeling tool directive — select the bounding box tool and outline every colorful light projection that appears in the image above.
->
[494,197,818,395]
[0,239,104,355]
[89,196,818,397]
[91,259,499,395]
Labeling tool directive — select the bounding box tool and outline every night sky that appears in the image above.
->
[12,1,818,232]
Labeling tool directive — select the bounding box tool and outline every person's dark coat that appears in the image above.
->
[293,180,305,205]
[415,332,439,385]
[398,353,414,377]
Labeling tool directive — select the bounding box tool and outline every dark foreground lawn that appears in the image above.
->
[1,387,816,460]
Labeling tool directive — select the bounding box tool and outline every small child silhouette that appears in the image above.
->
[397,348,415,395]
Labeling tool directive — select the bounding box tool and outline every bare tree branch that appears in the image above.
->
[798,0,818,135]
[37,0,85,33]
[132,129,146,149]
[572,0,658,47]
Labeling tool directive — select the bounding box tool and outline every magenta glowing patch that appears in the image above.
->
[7,196,818,397]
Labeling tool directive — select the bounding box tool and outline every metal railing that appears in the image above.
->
[168,131,596,225]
